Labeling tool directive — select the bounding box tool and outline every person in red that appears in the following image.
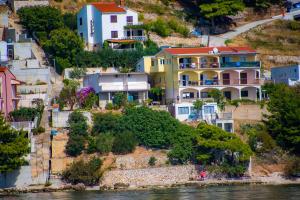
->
[200,170,206,181]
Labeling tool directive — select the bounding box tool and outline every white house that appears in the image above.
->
[77,1,145,50]
[174,102,234,133]
[83,72,150,108]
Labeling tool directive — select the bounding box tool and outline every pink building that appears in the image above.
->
[0,67,21,117]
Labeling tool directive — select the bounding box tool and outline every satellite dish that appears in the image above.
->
[213,47,219,54]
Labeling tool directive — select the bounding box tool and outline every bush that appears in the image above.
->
[9,107,39,121]
[167,18,189,37]
[68,111,87,125]
[113,92,127,108]
[121,107,180,148]
[150,18,171,37]
[68,111,88,137]
[284,157,300,177]
[92,113,121,135]
[112,132,137,154]
[288,20,300,31]
[95,133,115,154]
[65,134,85,157]
[148,156,157,166]
[32,126,45,135]
[62,157,102,186]
[105,103,114,110]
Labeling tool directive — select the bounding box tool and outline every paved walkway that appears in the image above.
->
[208,9,300,46]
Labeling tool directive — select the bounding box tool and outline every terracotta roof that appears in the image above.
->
[91,2,126,13]
[163,47,256,55]
[0,66,17,80]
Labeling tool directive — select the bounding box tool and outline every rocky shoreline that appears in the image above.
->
[1,178,300,196]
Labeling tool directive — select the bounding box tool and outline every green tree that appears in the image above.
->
[196,123,252,168]
[200,0,245,28]
[112,132,137,154]
[95,133,115,154]
[263,83,300,154]
[193,99,204,117]
[0,116,29,173]
[59,79,80,110]
[121,107,180,148]
[63,13,77,31]
[62,157,102,186]
[43,28,83,72]
[92,113,122,135]
[65,134,85,157]
[113,92,127,108]
[17,6,64,34]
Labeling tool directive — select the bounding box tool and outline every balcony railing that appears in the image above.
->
[122,36,146,41]
[220,61,261,68]
[179,79,262,87]
[178,62,220,69]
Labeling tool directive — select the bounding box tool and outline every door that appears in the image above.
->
[240,73,247,84]
[222,73,230,85]
[181,75,189,86]
[224,91,232,100]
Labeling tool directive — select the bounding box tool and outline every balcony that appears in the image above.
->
[220,61,261,68]
[178,62,220,70]
[179,78,263,87]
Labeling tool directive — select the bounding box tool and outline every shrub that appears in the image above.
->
[9,107,39,121]
[68,111,87,125]
[112,132,137,154]
[69,122,88,136]
[92,113,121,135]
[284,157,300,177]
[105,103,114,110]
[87,137,97,154]
[32,126,45,135]
[148,156,157,166]
[113,92,127,108]
[288,20,300,31]
[95,133,115,154]
[65,134,85,157]
[167,18,189,37]
[121,107,180,148]
[62,157,102,186]
[150,18,171,37]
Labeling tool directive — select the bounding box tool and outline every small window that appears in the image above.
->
[178,107,189,115]
[111,15,117,23]
[151,60,155,67]
[79,17,82,25]
[204,106,215,114]
[256,71,260,79]
[241,90,248,97]
[80,32,83,38]
[127,16,133,23]
[115,75,119,78]
[111,31,118,38]
[240,56,247,62]
[128,74,131,77]
[160,59,165,65]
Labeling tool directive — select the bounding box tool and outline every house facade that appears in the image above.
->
[0,67,21,117]
[77,1,145,50]
[83,72,150,108]
[271,65,300,86]
[137,46,263,104]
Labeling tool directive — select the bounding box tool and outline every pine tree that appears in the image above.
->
[0,115,29,173]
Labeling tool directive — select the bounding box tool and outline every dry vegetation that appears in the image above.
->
[228,20,300,69]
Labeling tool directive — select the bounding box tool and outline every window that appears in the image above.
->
[204,106,215,114]
[111,15,117,23]
[240,56,247,62]
[256,71,260,79]
[90,20,94,35]
[126,16,133,23]
[111,31,118,38]
[201,92,208,98]
[178,107,189,115]
[79,17,82,26]
[115,75,119,78]
[241,90,249,97]
[224,123,233,132]
[80,32,83,38]
[160,59,165,65]
[151,60,155,67]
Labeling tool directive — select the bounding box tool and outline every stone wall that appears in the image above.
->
[10,0,49,12]
[100,165,198,189]
[225,104,268,121]
[52,111,92,128]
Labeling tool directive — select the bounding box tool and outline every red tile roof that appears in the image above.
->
[163,47,256,55]
[91,2,126,13]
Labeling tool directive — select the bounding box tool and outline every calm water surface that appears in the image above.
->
[1,185,300,200]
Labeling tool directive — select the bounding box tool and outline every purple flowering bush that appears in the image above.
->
[76,87,98,109]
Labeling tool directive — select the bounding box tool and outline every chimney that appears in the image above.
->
[120,0,125,7]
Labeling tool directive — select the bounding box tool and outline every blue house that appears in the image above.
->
[271,65,300,86]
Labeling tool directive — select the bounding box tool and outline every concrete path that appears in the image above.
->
[208,9,300,46]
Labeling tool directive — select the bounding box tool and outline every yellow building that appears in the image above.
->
[137,47,262,104]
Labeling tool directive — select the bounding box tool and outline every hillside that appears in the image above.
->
[228,20,300,69]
